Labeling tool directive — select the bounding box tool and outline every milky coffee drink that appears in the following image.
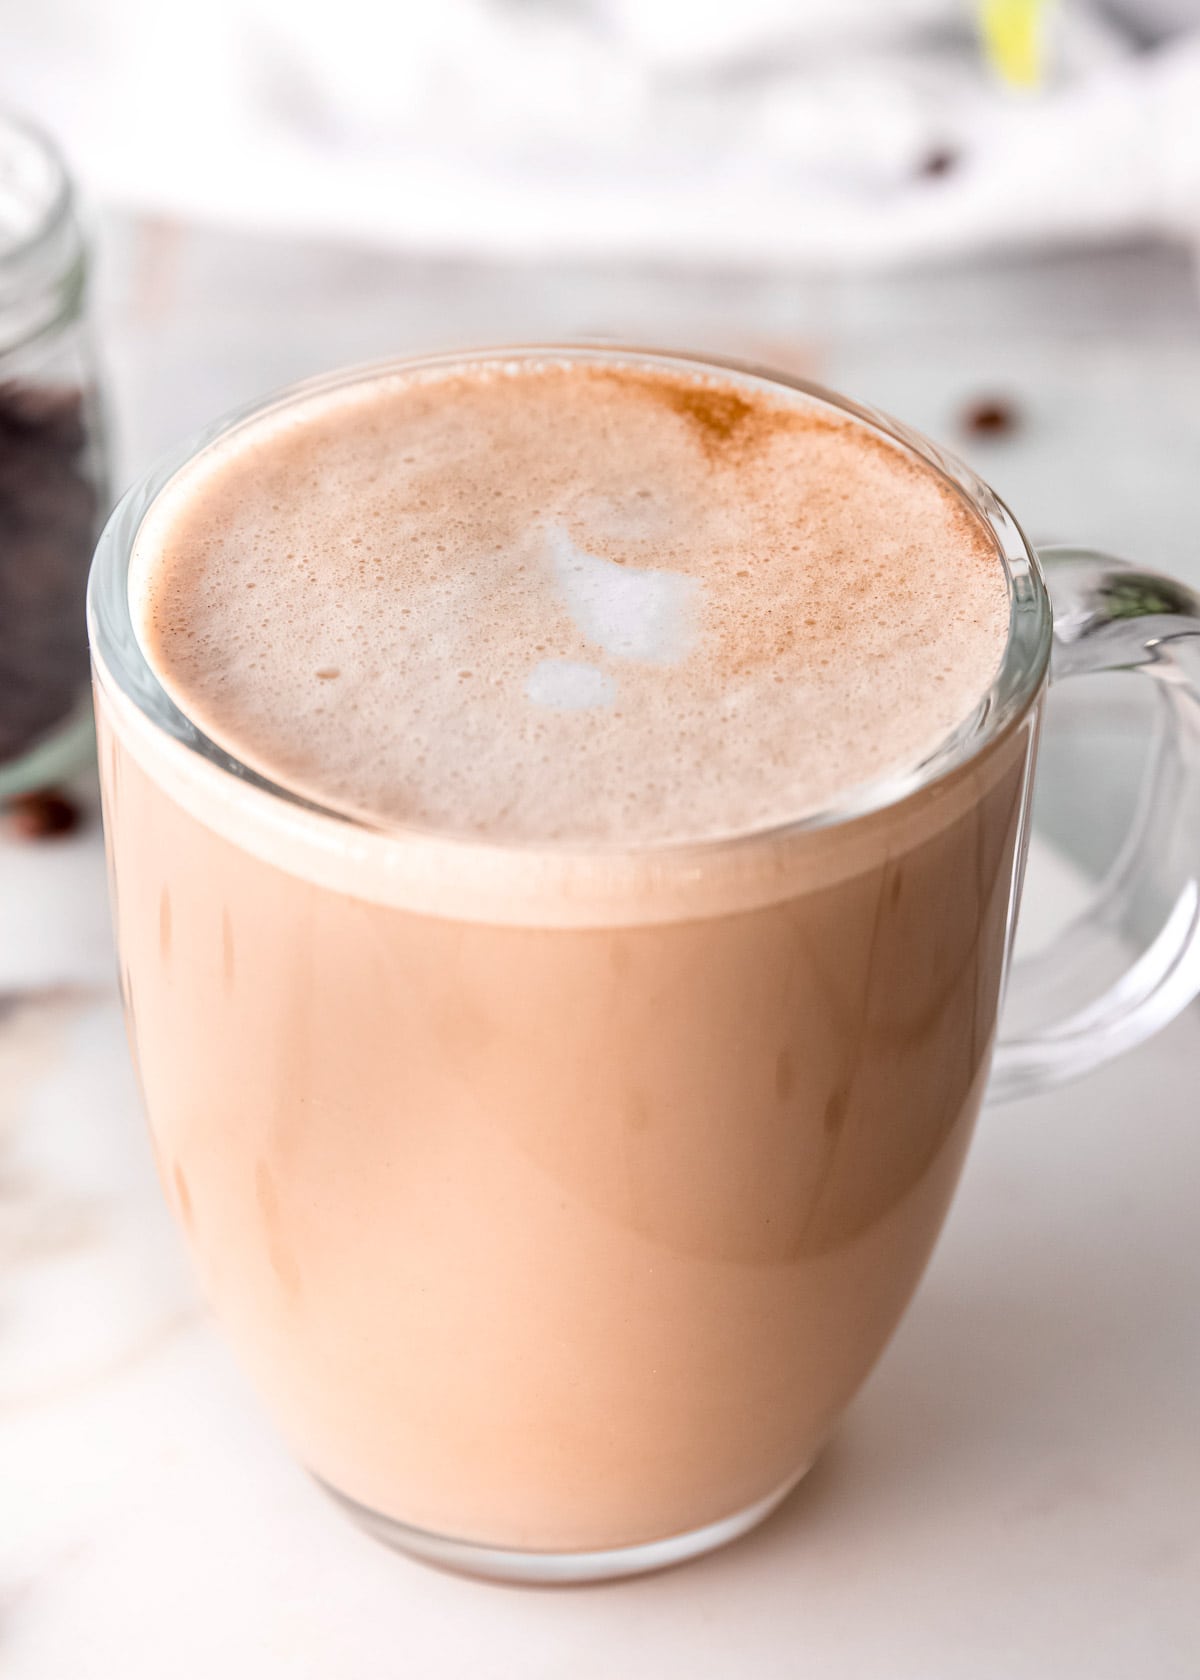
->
[96,354,1026,1560]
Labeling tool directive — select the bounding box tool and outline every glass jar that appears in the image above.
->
[0,111,110,799]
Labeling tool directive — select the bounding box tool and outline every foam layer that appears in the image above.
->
[133,357,1010,846]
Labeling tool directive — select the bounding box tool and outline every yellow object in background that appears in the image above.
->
[980,0,1053,89]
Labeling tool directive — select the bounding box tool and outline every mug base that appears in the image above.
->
[314,1464,811,1585]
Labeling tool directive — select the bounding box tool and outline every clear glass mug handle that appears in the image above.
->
[992,546,1200,1101]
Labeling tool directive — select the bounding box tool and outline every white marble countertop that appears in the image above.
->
[3,228,1199,1674]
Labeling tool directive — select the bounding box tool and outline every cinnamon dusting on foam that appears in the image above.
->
[603,370,775,461]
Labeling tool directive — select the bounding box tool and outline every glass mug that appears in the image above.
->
[88,348,1200,1584]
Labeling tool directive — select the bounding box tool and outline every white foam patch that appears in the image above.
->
[525,659,616,711]
[546,525,700,665]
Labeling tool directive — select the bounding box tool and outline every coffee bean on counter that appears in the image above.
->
[961,396,1021,438]
[918,146,960,179]
[0,380,99,769]
[7,787,83,840]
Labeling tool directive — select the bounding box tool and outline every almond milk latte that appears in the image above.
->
[93,351,1030,1575]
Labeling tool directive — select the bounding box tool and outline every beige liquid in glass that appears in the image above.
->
[97,357,1027,1554]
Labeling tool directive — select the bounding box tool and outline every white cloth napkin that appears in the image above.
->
[3,0,1199,267]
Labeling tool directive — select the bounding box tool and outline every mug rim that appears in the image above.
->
[87,343,1052,869]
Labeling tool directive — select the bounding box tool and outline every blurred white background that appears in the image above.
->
[3,0,1200,266]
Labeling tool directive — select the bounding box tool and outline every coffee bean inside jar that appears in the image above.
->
[0,113,109,799]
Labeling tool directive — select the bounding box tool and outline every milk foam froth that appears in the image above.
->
[133,357,1010,846]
